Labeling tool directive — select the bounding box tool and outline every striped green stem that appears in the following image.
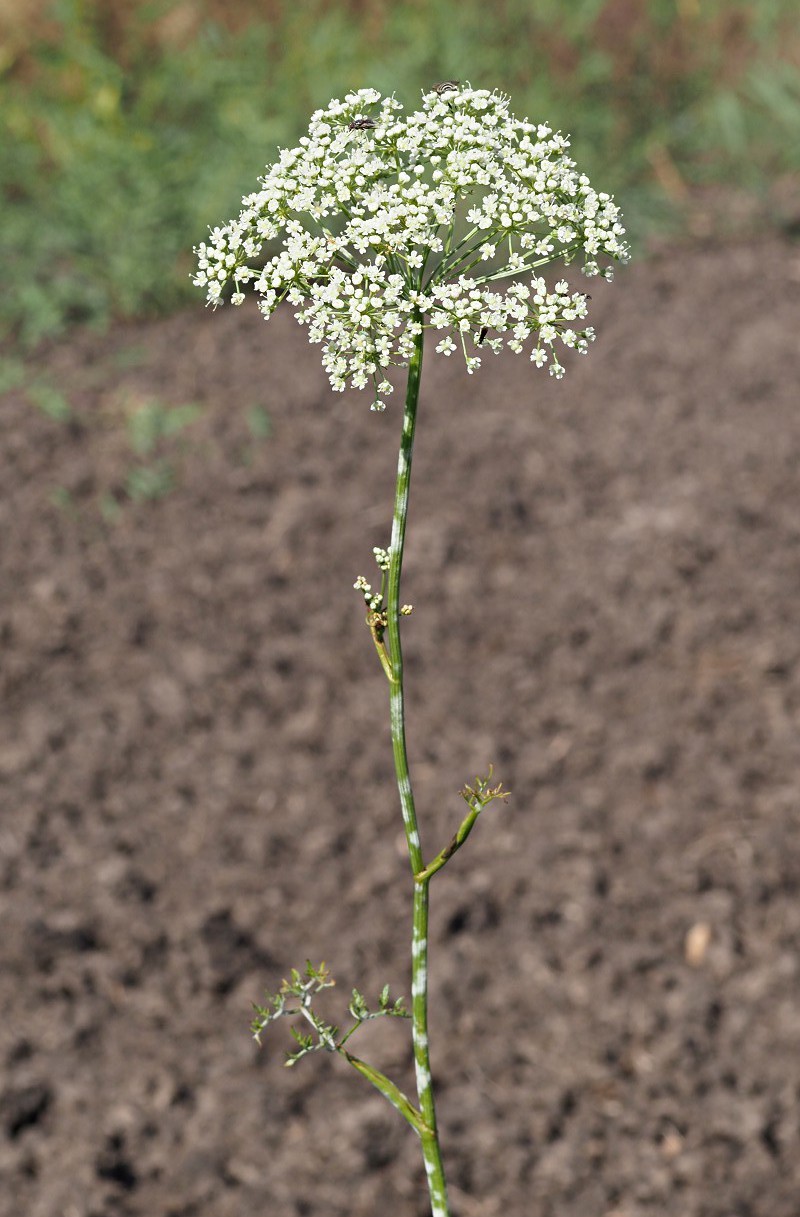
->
[385,316,451,1217]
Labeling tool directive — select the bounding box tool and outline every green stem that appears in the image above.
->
[385,316,451,1217]
[415,802,483,884]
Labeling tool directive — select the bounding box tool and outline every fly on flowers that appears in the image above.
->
[193,84,629,411]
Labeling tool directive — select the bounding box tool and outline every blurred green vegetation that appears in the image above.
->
[1,0,798,347]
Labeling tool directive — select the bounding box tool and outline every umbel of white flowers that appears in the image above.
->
[194,83,629,410]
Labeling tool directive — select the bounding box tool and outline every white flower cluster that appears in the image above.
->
[194,84,629,408]
[353,547,412,615]
[354,573,383,613]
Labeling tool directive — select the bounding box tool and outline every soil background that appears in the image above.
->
[2,237,800,1217]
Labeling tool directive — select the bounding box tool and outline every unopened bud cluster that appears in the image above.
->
[354,571,412,617]
[194,84,628,409]
[354,573,383,613]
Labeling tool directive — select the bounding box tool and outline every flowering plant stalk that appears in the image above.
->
[195,82,627,1216]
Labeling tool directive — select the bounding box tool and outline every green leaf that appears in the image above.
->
[246,404,272,440]
[748,65,800,134]
[127,400,202,455]
[50,486,75,512]
[127,403,163,455]
[0,358,26,393]
[349,988,369,1020]
[160,402,203,438]
[125,461,174,500]
[111,344,146,369]
[28,383,72,422]
[99,492,122,523]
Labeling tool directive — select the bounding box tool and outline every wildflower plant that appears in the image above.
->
[195,82,628,1216]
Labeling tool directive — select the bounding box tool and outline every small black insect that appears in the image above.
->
[478,326,489,345]
[432,80,460,96]
[348,117,376,131]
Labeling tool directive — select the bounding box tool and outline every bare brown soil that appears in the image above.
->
[2,237,800,1217]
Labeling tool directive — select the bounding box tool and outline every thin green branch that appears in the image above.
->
[473,241,581,284]
[415,767,510,884]
[343,1052,428,1136]
[424,225,479,287]
[414,807,482,884]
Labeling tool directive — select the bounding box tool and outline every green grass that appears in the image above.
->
[122,398,202,503]
[126,400,203,456]
[27,381,72,421]
[1,0,798,347]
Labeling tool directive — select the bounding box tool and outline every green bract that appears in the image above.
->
[194,84,629,409]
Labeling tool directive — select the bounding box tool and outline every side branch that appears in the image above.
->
[343,1053,428,1136]
[415,767,510,884]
